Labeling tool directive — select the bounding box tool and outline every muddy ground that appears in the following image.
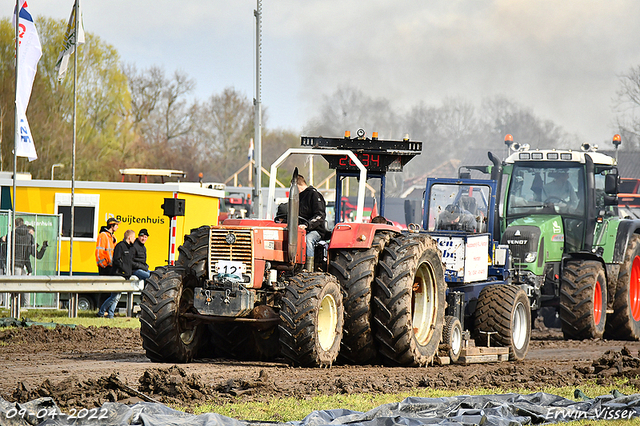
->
[1,323,640,413]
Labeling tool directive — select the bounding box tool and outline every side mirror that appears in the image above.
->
[605,174,619,195]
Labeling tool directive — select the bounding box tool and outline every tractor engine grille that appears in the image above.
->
[501,226,540,263]
[208,228,253,280]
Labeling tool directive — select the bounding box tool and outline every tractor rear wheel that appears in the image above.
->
[373,233,446,366]
[139,266,204,362]
[559,260,607,339]
[279,272,343,367]
[329,232,392,364]
[606,234,640,340]
[442,315,463,363]
[474,284,531,360]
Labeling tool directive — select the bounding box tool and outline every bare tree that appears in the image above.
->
[613,65,640,149]
[305,86,399,138]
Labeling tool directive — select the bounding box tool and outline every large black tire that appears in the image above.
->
[176,226,210,279]
[606,234,640,340]
[373,233,446,366]
[329,232,392,364]
[139,266,204,362]
[279,272,343,367]
[559,260,607,339]
[474,284,531,360]
[442,315,462,363]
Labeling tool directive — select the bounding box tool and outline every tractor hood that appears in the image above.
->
[502,215,565,271]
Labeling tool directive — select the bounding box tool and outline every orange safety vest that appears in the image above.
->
[95,230,116,268]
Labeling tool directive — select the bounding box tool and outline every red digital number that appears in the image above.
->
[370,154,380,168]
[361,153,369,167]
[339,156,348,166]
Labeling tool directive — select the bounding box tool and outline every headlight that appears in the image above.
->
[524,252,537,263]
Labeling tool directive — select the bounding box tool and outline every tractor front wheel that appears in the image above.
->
[279,272,343,367]
[559,260,607,339]
[139,266,204,362]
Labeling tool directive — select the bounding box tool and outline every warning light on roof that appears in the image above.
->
[613,134,622,148]
[504,134,513,145]
[372,132,378,139]
[345,131,351,138]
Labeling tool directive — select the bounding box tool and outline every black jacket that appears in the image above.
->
[112,240,134,278]
[299,186,327,235]
[131,239,148,271]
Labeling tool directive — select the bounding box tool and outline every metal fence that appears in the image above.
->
[0,211,62,309]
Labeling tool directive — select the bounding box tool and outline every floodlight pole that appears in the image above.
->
[253,0,263,218]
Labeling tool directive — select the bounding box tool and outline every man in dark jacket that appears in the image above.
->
[131,228,150,280]
[297,174,327,271]
[98,229,135,318]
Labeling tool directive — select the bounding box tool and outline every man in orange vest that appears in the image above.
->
[95,217,119,275]
[96,217,119,318]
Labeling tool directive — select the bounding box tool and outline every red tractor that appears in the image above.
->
[140,131,446,367]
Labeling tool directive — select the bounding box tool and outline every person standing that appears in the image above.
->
[98,229,135,318]
[131,229,150,280]
[24,225,47,275]
[296,174,328,271]
[96,218,119,318]
[95,218,119,276]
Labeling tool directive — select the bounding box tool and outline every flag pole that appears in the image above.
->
[12,0,20,276]
[10,0,20,316]
[69,0,79,277]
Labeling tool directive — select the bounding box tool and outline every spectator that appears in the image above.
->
[24,225,47,275]
[98,229,135,319]
[95,218,119,276]
[131,229,150,280]
[13,220,33,275]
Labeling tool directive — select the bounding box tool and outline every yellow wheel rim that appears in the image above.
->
[318,293,338,351]
[412,262,436,345]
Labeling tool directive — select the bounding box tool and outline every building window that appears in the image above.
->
[55,193,100,241]
[57,206,95,238]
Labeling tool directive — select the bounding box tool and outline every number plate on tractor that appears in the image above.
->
[216,260,246,276]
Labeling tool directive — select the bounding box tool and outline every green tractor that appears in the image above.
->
[471,135,640,340]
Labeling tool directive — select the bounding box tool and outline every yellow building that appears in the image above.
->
[2,176,224,274]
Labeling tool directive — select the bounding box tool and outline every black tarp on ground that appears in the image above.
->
[0,392,638,426]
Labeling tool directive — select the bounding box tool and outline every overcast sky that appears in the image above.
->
[4,1,640,147]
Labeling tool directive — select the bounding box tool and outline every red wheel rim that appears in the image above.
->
[593,280,602,325]
[631,256,640,321]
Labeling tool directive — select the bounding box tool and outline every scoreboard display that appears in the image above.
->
[301,135,422,173]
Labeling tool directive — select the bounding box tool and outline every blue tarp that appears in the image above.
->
[0,391,638,426]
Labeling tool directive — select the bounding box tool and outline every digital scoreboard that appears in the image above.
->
[300,135,422,173]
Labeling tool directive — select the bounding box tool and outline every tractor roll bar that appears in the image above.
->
[267,148,367,223]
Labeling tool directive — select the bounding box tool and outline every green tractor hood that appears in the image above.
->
[501,215,566,275]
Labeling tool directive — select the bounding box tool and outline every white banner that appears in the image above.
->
[55,0,85,81]
[13,1,41,161]
[16,105,38,161]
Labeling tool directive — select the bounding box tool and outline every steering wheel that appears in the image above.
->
[544,196,566,204]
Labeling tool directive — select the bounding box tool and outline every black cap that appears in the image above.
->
[139,228,149,237]
[106,218,120,226]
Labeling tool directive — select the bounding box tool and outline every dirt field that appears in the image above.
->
[1,323,640,412]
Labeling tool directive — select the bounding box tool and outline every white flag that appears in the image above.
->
[13,0,41,161]
[54,0,85,81]
[16,103,38,161]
